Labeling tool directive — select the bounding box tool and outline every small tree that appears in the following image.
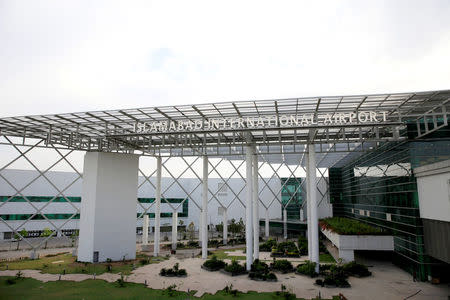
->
[178,219,185,240]
[187,222,195,242]
[70,230,79,247]
[41,227,53,249]
[14,228,28,251]
[215,222,223,237]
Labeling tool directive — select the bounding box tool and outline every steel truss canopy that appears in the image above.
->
[1,90,449,166]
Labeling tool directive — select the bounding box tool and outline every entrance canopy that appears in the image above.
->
[1,90,449,167]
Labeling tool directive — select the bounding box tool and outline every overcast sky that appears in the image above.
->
[1,0,450,118]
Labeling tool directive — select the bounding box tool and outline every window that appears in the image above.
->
[217,182,227,196]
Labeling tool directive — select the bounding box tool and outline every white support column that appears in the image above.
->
[199,213,202,243]
[201,156,208,259]
[252,149,259,260]
[245,145,254,269]
[142,214,149,245]
[154,156,162,257]
[307,144,319,273]
[283,208,288,239]
[223,208,228,245]
[78,152,139,262]
[300,208,305,222]
[265,208,270,238]
[172,211,177,250]
[306,152,312,259]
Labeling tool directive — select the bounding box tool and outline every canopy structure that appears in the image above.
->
[1,90,449,167]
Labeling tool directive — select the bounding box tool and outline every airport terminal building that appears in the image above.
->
[0,90,449,281]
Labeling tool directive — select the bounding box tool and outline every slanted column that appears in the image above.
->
[252,149,259,260]
[172,211,178,250]
[142,214,149,245]
[154,156,162,257]
[283,208,288,239]
[245,145,254,270]
[78,152,139,262]
[201,156,208,259]
[265,208,270,238]
[307,144,319,272]
[223,207,228,245]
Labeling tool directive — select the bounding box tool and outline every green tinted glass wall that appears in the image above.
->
[330,123,450,281]
[281,178,302,220]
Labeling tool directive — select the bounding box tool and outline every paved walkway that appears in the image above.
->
[1,256,448,299]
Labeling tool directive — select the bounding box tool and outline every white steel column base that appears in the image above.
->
[265,209,270,238]
[142,214,149,245]
[172,212,178,250]
[78,152,139,262]
[307,144,319,272]
[245,145,254,270]
[252,149,259,260]
[154,157,162,257]
[223,208,228,245]
[201,156,208,259]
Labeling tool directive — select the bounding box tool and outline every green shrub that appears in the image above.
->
[342,261,372,277]
[271,259,293,273]
[249,259,276,281]
[260,238,277,252]
[297,236,308,255]
[296,260,318,277]
[203,255,226,271]
[323,265,350,287]
[160,263,187,277]
[320,217,386,235]
[224,258,246,275]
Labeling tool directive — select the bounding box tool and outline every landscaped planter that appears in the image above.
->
[321,228,393,262]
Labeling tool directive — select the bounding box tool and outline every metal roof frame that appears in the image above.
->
[1,90,449,166]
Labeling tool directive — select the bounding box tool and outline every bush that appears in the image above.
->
[271,241,299,257]
[297,236,308,255]
[323,265,350,288]
[271,259,293,273]
[203,255,226,271]
[260,238,277,252]
[249,259,277,281]
[296,260,318,277]
[342,261,372,277]
[160,263,187,277]
[224,258,246,275]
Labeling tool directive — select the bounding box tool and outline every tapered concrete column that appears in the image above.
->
[142,214,149,245]
[154,156,162,257]
[245,145,254,270]
[283,208,288,239]
[265,208,270,238]
[201,156,208,259]
[172,211,178,250]
[307,144,319,272]
[252,150,259,260]
[78,152,139,262]
[223,207,228,245]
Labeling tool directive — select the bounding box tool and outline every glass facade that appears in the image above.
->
[281,177,302,220]
[330,123,450,281]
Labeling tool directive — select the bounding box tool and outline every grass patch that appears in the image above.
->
[320,217,387,235]
[0,253,167,275]
[0,276,340,300]
[319,253,336,263]
[208,247,246,261]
